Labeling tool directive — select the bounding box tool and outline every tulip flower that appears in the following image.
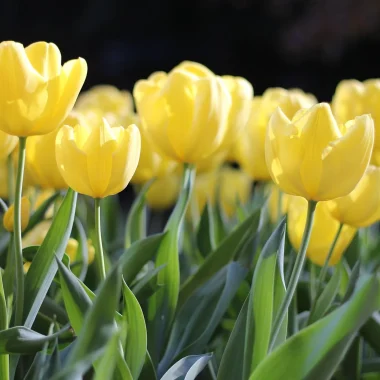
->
[3,196,30,232]
[268,185,290,223]
[56,117,140,280]
[146,175,181,210]
[327,165,380,228]
[0,130,18,160]
[133,61,231,163]
[0,41,87,137]
[26,112,85,190]
[287,196,356,267]
[265,103,374,201]
[234,88,316,181]
[56,117,141,199]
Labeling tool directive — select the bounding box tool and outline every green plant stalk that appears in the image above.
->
[94,198,106,281]
[315,223,343,298]
[13,137,27,326]
[269,200,317,351]
[7,154,14,205]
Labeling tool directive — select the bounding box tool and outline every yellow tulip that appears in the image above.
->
[268,185,290,223]
[75,85,134,118]
[145,175,181,210]
[56,117,141,198]
[287,196,356,266]
[327,165,380,227]
[234,88,316,180]
[0,41,87,137]
[26,112,85,190]
[0,159,10,198]
[132,122,178,184]
[23,261,31,273]
[266,103,374,201]
[0,130,18,159]
[133,61,231,163]
[3,196,30,232]
[190,166,251,219]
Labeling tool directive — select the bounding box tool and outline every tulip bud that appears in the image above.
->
[287,196,356,266]
[265,103,374,201]
[234,88,316,181]
[23,261,31,273]
[56,118,141,198]
[3,196,30,232]
[0,41,87,137]
[133,61,231,164]
[146,175,181,210]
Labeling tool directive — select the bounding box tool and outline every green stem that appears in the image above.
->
[315,223,343,297]
[13,137,26,326]
[0,269,9,380]
[7,154,14,205]
[269,200,317,351]
[94,198,106,281]
[277,189,283,224]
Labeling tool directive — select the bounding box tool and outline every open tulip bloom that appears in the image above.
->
[1,44,380,380]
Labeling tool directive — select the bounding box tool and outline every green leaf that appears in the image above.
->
[24,191,60,234]
[148,165,195,364]
[63,265,123,378]
[308,265,341,325]
[56,258,92,334]
[360,313,380,355]
[0,326,70,354]
[0,269,8,380]
[125,180,153,249]
[196,201,216,256]
[244,219,286,377]
[249,273,380,380]
[342,261,361,303]
[217,296,249,380]
[73,217,89,281]
[121,233,166,284]
[122,279,147,379]
[179,209,260,307]
[160,354,212,380]
[132,264,166,302]
[23,189,78,328]
[341,335,362,380]
[139,352,157,380]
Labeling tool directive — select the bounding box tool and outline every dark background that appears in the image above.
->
[2,0,380,102]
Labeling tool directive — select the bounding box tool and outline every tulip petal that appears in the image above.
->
[318,114,374,200]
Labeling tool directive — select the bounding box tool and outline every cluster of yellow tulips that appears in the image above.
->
[0,39,379,287]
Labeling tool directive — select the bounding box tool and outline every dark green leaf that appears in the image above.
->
[196,201,216,256]
[360,313,380,355]
[132,264,166,302]
[341,335,362,380]
[23,189,78,328]
[179,209,260,307]
[139,352,157,380]
[160,354,212,380]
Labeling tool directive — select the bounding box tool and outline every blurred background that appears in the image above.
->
[2,0,380,101]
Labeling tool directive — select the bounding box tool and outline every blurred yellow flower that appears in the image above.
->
[234,88,316,180]
[3,196,30,232]
[266,103,374,201]
[56,117,141,198]
[287,196,356,266]
[26,113,85,190]
[145,175,181,210]
[0,130,17,159]
[133,61,231,163]
[0,41,87,136]
[268,185,290,223]
[327,165,380,227]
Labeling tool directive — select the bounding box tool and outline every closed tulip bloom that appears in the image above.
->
[26,112,84,189]
[75,85,134,118]
[56,117,141,198]
[3,196,30,232]
[332,79,380,165]
[234,88,316,180]
[132,122,178,184]
[0,41,87,137]
[268,185,290,223]
[133,61,231,163]
[266,103,374,201]
[146,175,181,210]
[288,196,356,266]
[327,165,380,227]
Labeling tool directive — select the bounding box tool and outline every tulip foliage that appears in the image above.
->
[1,40,380,380]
